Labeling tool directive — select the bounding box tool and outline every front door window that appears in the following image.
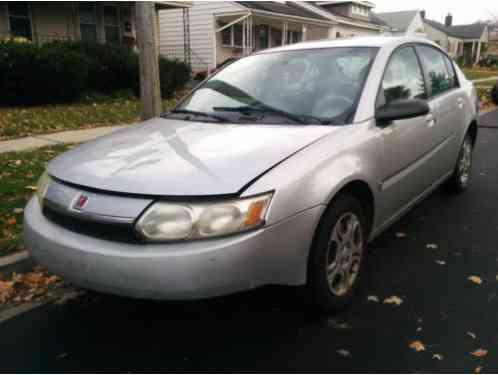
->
[79,3,97,42]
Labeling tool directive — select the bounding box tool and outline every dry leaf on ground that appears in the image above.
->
[432,354,444,360]
[12,208,24,215]
[409,340,426,352]
[384,295,403,306]
[336,349,351,357]
[475,366,483,374]
[24,186,37,191]
[426,243,439,250]
[467,331,477,340]
[435,260,447,266]
[395,232,407,238]
[367,295,380,303]
[470,349,488,358]
[468,276,483,285]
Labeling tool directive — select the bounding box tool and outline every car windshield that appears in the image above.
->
[170,47,378,125]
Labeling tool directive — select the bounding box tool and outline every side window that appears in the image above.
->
[417,45,453,96]
[381,47,427,106]
[443,55,458,89]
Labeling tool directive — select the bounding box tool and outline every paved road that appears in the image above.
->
[1,113,498,372]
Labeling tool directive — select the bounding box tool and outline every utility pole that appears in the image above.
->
[135,2,161,120]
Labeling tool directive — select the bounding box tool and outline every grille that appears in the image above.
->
[42,205,142,244]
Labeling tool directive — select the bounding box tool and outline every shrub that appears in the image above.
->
[0,42,90,106]
[0,41,190,107]
[492,83,498,105]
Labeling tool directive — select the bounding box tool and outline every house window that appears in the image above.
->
[104,6,120,44]
[220,22,243,48]
[7,3,32,40]
[336,32,341,38]
[258,25,269,49]
[79,3,97,42]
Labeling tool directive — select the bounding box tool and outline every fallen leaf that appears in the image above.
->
[435,260,447,266]
[12,208,24,215]
[409,340,426,352]
[468,276,483,285]
[470,349,488,358]
[432,354,444,361]
[416,327,423,332]
[14,160,22,166]
[25,186,37,192]
[383,295,403,306]
[395,232,407,238]
[475,366,483,374]
[467,331,477,340]
[0,281,15,303]
[56,353,68,359]
[336,349,351,357]
[367,295,380,303]
[4,217,16,226]
[326,319,351,331]
[427,243,439,250]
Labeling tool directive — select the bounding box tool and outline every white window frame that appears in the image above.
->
[220,23,243,48]
[6,2,33,40]
[79,3,98,42]
[103,5,121,45]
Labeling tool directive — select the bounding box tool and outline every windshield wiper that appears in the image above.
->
[164,109,229,123]
[213,106,326,125]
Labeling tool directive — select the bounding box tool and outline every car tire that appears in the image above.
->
[307,194,368,313]
[446,132,474,193]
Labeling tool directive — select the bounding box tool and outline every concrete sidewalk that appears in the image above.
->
[0,125,128,154]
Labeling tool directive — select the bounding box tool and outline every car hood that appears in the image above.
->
[48,118,337,196]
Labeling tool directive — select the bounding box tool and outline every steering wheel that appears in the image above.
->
[312,93,354,119]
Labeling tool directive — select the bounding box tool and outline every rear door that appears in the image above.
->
[415,44,464,175]
[377,45,437,220]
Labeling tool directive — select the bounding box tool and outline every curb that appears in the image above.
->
[0,251,35,279]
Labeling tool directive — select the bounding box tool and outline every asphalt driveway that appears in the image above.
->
[0,111,497,373]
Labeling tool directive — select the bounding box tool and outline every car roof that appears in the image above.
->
[256,36,437,54]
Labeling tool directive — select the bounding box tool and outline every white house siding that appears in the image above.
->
[306,25,329,40]
[159,1,242,71]
[405,12,425,36]
[424,22,451,52]
[332,23,379,38]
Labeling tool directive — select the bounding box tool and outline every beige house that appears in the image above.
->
[423,14,489,65]
[0,1,190,46]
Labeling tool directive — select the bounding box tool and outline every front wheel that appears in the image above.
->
[446,133,474,193]
[307,194,368,313]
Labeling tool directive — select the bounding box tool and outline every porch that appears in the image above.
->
[213,11,331,66]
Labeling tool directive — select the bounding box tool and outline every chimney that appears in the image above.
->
[420,10,426,19]
[445,13,453,26]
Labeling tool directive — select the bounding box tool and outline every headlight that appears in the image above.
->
[135,192,273,242]
[36,171,52,206]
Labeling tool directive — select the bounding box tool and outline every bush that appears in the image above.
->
[492,83,498,105]
[0,41,190,106]
[0,42,90,106]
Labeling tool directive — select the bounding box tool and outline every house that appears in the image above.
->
[159,1,391,72]
[376,10,426,36]
[423,13,489,64]
[296,1,391,38]
[0,1,190,47]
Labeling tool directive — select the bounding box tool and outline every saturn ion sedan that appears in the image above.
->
[24,37,478,312]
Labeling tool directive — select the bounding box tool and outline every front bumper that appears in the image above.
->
[24,198,323,300]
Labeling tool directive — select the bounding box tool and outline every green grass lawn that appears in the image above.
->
[0,97,178,141]
[0,144,73,256]
[462,68,498,81]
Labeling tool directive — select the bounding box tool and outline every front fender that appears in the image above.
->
[242,121,383,226]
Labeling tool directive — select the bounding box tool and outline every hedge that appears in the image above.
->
[0,41,190,106]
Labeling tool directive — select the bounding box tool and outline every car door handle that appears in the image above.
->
[457,98,464,109]
[426,114,436,127]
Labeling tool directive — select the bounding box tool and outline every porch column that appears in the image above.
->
[475,40,482,65]
[471,41,476,57]
[302,25,307,42]
[282,21,287,45]
[268,26,272,48]
[242,18,246,55]
[328,27,335,39]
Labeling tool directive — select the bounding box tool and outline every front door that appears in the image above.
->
[376,46,437,221]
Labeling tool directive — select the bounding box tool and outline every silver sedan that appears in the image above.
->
[24,37,478,312]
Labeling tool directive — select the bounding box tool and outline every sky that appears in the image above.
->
[373,0,498,25]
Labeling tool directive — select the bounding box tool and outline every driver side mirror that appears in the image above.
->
[376,99,430,125]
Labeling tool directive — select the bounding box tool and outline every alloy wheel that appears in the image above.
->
[326,212,363,296]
